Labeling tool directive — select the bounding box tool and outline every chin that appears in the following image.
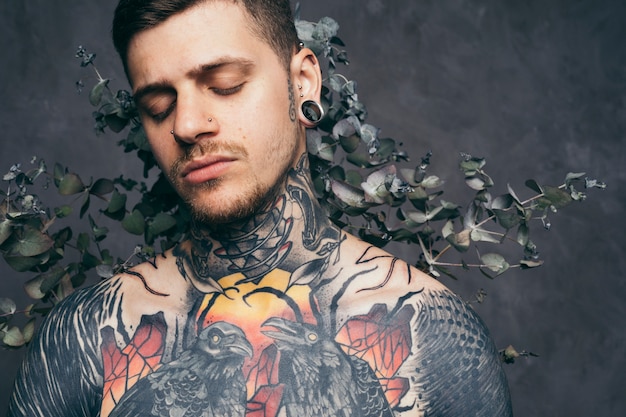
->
[182,166,292,227]
[187,185,275,227]
[190,203,256,226]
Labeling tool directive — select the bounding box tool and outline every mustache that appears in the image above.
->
[170,141,248,177]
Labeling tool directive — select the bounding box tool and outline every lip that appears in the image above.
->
[180,155,236,184]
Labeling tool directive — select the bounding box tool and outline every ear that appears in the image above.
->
[290,47,323,128]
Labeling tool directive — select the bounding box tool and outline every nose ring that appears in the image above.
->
[170,117,214,136]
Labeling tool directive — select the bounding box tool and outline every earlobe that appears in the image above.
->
[291,48,324,127]
[301,100,325,126]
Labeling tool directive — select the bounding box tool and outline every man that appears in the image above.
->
[9,0,512,416]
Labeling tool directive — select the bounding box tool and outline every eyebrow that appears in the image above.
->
[133,57,255,104]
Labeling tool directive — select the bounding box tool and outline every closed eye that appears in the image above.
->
[211,83,244,96]
[148,100,176,122]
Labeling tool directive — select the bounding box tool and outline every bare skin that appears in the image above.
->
[8,2,512,417]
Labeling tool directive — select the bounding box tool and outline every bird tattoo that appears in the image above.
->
[109,321,253,417]
[261,317,395,417]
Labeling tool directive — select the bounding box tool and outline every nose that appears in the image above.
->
[171,91,218,145]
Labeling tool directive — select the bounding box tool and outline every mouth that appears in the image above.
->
[180,156,236,185]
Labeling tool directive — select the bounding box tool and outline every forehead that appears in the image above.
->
[125,1,276,89]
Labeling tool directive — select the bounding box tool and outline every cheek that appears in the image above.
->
[146,135,175,169]
[241,77,292,124]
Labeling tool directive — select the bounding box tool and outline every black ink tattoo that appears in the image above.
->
[108,322,252,417]
[261,317,394,417]
[174,244,225,296]
[214,196,293,284]
[410,290,513,416]
[124,269,169,297]
[188,237,213,281]
[287,78,297,122]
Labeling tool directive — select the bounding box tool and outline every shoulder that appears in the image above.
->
[328,235,512,416]
[20,251,183,372]
[8,253,185,417]
[35,276,123,343]
[19,271,134,370]
[326,234,450,305]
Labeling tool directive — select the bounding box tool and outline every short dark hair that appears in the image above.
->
[112,0,300,76]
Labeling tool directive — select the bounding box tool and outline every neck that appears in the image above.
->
[174,155,342,288]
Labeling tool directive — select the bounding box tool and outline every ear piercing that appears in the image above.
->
[298,84,304,98]
[301,100,324,125]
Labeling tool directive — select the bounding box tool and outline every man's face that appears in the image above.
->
[126,2,304,224]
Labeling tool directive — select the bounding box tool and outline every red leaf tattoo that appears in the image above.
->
[335,303,414,405]
[100,313,166,415]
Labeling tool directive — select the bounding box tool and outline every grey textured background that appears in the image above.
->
[1,1,625,415]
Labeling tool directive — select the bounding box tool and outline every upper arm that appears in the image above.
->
[8,285,111,417]
[408,289,512,416]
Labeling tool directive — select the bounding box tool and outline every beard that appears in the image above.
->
[166,136,298,227]
[185,171,289,226]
